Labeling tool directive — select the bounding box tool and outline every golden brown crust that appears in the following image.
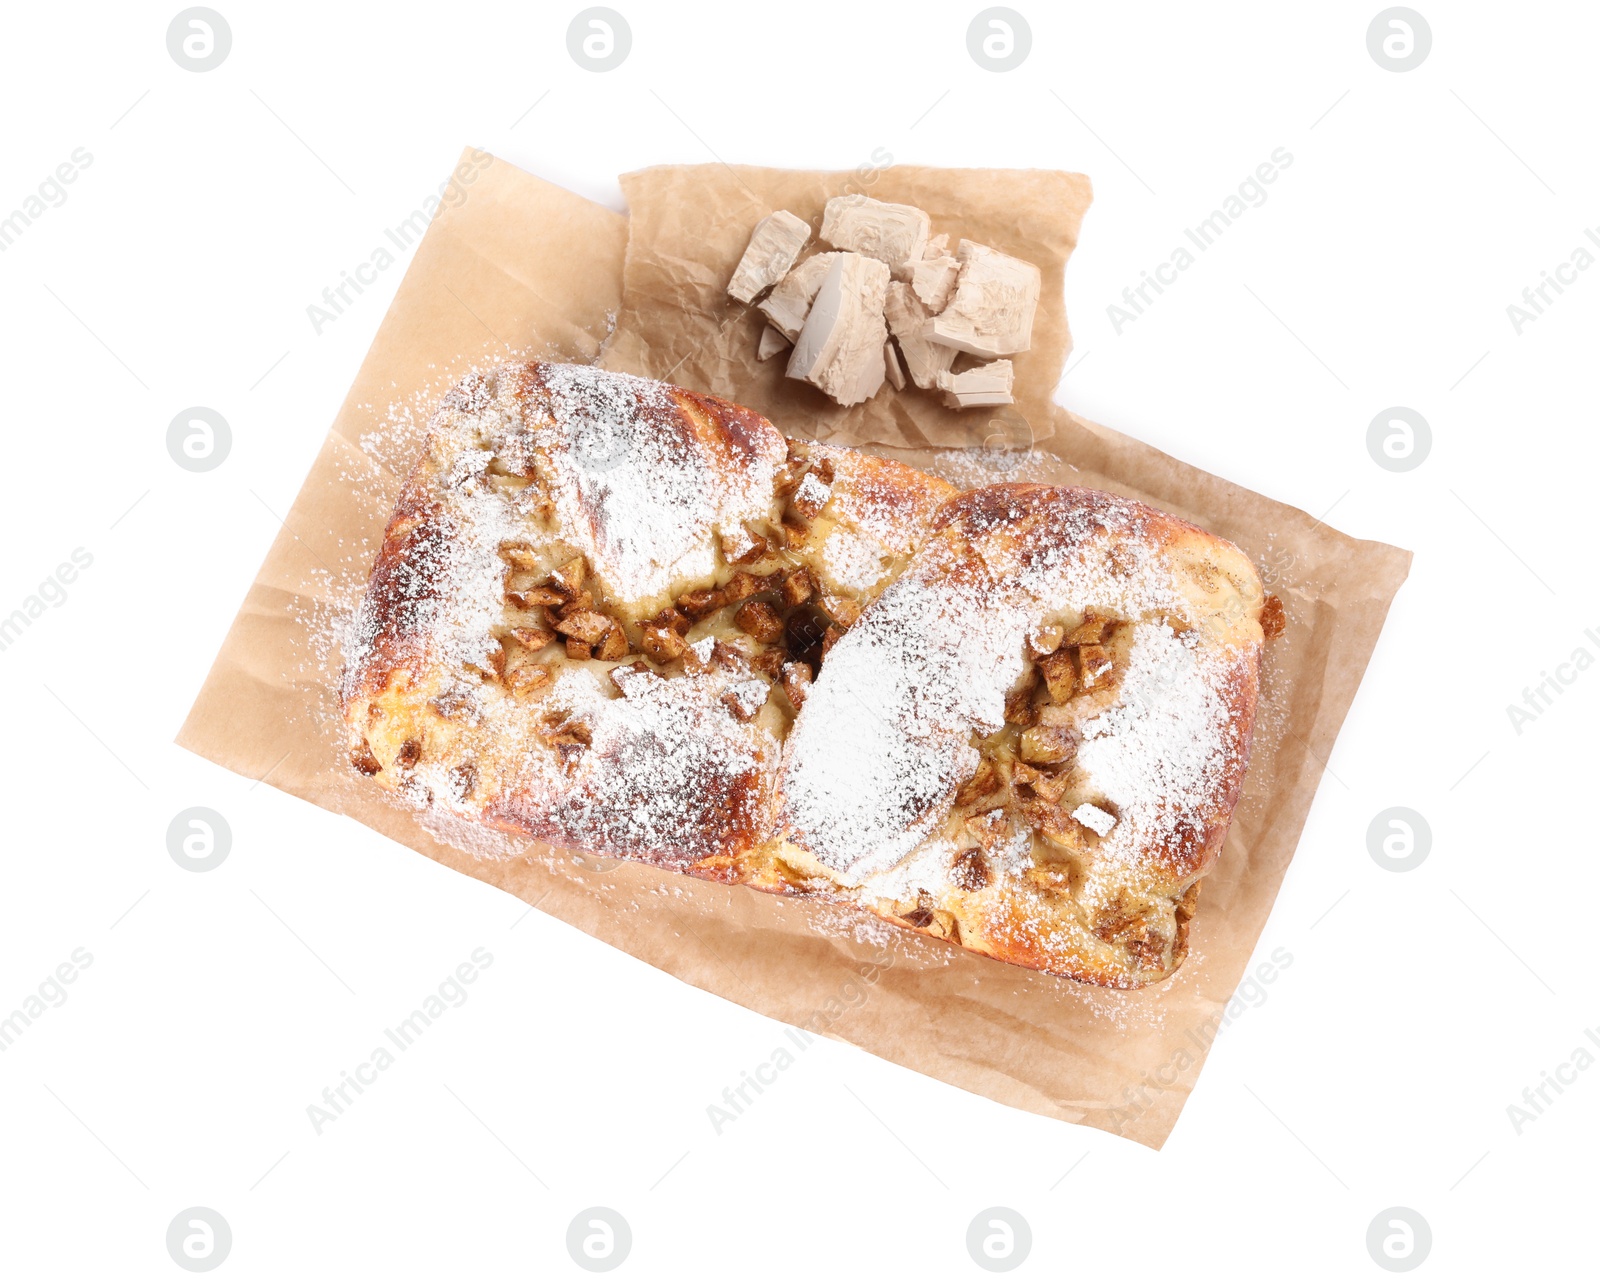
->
[343,364,1266,987]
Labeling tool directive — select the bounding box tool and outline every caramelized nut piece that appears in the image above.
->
[1019,724,1076,766]
[820,593,861,627]
[396,739,422,769]
[548,557,586,598]
[506,586,565,609]
[780,567,815,607]
[965,807,1008,848]
[1066,612,1110,646]
[950,848,992,892]
[721,679,769,722]
[1077,643,1114,689]
[544,721,591,771]
[734,600,785,644]
[564,637,593,660]
[510,626,556,651]
[1031,803,1092,854]
[506,663,555,695]
[609,659,653,695]
[723,572,764,604]
[553,610,613,645]
[711,639,752,672]
[781,660,813,709]
[721,526,769,565]
[750,646,785,677]
[1035,648,1077,703]
[677,587,726,619]
[448,762,477,801]
[682,636,717,672]
[790,471,832,520]
[639,623,689,664]
[954,759,1000,807]
[594,623,629,661]
[1030,768,1071,804]
[350,741,382,775]
[1028,623,1065,657]
[1260,593,1286,639]
[650,605,692,637]
[1004,669,1040,727]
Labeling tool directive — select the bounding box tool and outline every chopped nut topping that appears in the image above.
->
[965,807,1008,849]
[556,589,595,617]
[820,593,861,627]
[647,605,691,637]
[791,471,832,520]
[396,739,421,769]
[449,762,477,801]
[780,567,815,607]
[781,660,812,710]
[510,626,556,651]
[1035,648,1077,703]
[505,585,565,609]
[1029,768,1071,804]
[543,720,591,771]
[677,586,727,619]
[506,663,555,696]
[1027,623,1065,657]
[498,542,542,571]
[1004,669,1040,726]
[722,571,765,604]
[950,848,992,892]
[1260,593,1286,639]
[609,659,653,696]
[552,609,613,645]
[683,636,717,672]
[711,639,752,672]
[1077,643,1114,689]
[548,557,586,598]
[1066,612,1111,645]
[733,600,785,643]
[1019,724,1076,766]
[750,646,785,677]
[954,759,1000,807]
[350,741,382,775]
[639,623,688,664]
[776,518,811,549]
[594,624,629,661]
[1029,802,1091,854]
[721,679,769,722]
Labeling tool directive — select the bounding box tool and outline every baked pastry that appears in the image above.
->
[343,362,1271,987]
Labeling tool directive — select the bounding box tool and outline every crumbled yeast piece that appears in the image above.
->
[727,210,812,304]
[934,359,1014,409]
[819,194,930,276]
[786,253,889,407]
[924,240,1041,357]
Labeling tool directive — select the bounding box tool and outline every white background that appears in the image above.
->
[1,1,1595,1276]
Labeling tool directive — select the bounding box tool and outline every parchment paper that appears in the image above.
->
[177,149,1411,1149]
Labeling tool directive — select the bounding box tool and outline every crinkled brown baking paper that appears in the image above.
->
[178,149,1410,1148]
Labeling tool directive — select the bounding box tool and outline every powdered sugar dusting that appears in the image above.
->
[536,363,783,610]
[781,489,1236,891]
